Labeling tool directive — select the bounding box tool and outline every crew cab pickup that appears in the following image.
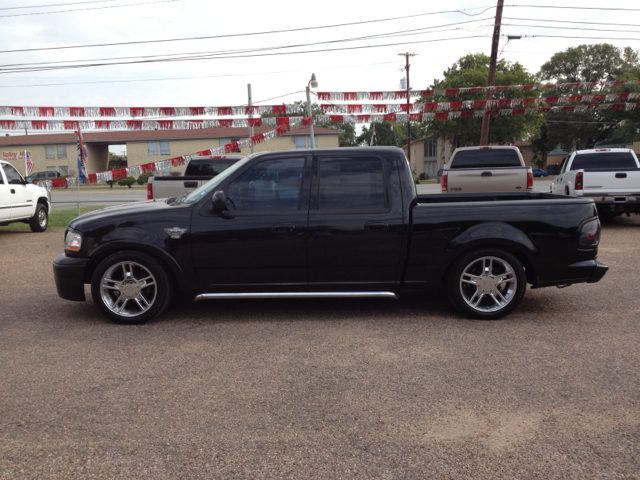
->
[0,160,51,232]
[53,147,607,324]
[440,146,533,193]
[551,148,640,218]
[147,155,243,200]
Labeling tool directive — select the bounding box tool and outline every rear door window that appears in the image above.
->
[316,156,386,211]
[570,152,638,170]
[450,149,522,168]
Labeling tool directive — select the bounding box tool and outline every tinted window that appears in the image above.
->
[570,152,638,170]
[450,149,521,169]
[318,157,385,210]
[45,145,55,159]
[160,141,170,155]
[2,163,23,184]
[56,145,67,159]
[228,158,304,211]
[147,142,158,156]
[185,158,239,176]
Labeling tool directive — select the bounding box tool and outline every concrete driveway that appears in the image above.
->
[0,215,638,478]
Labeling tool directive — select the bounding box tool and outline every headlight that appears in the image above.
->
[65,231,82,252]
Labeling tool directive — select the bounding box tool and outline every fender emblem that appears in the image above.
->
[164,227,188,239]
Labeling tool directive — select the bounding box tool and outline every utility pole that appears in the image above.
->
[399,53,416,164]
[480,0,504,146]
[247,84,254,154]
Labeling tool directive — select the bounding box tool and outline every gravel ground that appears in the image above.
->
[1,216,639,479]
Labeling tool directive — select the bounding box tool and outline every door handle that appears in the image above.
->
[365,221,389,231]
[615,173,627,178]
[481,171,493,177]
[184,181,198,188]
[10,189,15,194]
[271,223,296,234]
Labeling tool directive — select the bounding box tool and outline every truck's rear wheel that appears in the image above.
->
[447,248,526,320]
[29,203,48,232]
[91,251,172,324]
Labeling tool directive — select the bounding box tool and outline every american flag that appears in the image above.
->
[25,150,34,172]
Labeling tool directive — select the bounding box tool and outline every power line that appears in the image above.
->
[0,35,490,74]
[0,61,400,88]
[0,8,494,53]
[503,24,640,35]
[503,17,640,28]
[0,0,121,10]
[509,4,640,12]
[0,0,178,18]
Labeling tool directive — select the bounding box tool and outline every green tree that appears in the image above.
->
[419,53,543,154]
[535,44,640,150]
[356,122,420,147]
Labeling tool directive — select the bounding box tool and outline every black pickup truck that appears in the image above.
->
[53,147,607,324]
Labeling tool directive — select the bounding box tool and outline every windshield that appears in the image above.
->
[182,155,254,204]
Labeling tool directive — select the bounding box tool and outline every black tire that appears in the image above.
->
[447,248,527,320]
[29,203,48,232]
[90,251,173,324]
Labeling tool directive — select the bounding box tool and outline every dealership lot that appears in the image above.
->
[1,215,639,479]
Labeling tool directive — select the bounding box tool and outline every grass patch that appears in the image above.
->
[1,206,106,231]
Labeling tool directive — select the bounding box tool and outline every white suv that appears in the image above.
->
[0,160,51,232]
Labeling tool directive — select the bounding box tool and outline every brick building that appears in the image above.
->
[0,126,340,177]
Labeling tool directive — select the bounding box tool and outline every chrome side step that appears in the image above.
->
[194,291,398,301]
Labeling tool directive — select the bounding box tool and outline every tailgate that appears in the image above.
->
[447,167,530,193]
[582,170,640,195]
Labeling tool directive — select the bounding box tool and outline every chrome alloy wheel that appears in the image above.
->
[99,261,157,318]
[459,256,517,313]
[38,208,47,227]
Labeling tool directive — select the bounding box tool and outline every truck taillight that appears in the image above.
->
[527,171,534,190]
[147,182,153,200]
[575,171,583,190]
[441,173,448,192]
[579,218,600,248]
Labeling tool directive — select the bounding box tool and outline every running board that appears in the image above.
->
[194,291,398,301]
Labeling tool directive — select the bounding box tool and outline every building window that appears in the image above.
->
[424,139,437,158]
[159,141,170,155]
[147,141,158,156]
[56,145,67,159]
[58,165,69,175]
[45,145,55,159]
[218,138,230,146]
[295,137,305,149]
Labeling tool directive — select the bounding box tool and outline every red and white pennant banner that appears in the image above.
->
[321,93,640,113]
[38,117,312,189]
[0,116,306,131]
[0,105,305,118]
[8,104,639,133]
[317,80,640,101]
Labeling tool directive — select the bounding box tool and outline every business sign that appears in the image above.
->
[2,151,29,160]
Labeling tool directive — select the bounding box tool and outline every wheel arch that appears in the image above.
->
[443,224,538,285]
[84,243,183,292]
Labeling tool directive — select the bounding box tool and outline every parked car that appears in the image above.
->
[439,146,533,193]
[147,155,243,200]
[53,147,608,324]
[551,148,640,218]
[25,170,61,183]
[0,160,51,232]
[532,168,549,177]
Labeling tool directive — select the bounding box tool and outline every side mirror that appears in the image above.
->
[212,190,226,213]
[437,169,443,177]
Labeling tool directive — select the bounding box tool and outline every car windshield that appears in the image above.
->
[182,155,254,204]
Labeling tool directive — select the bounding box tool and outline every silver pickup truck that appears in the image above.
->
[147,156,243,200]
[440,146,533,193]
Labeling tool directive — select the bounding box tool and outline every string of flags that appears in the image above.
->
[36,118,312,189]
[317,80,640,101]
[7,103,640,133]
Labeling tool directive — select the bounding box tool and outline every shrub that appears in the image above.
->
[118,178,136,188]
[137,173,154,185]
[419,173,427,180]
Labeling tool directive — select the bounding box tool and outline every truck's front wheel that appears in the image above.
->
[447,248,526,320]
[91,251,173,324]
[29,203,48,232]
